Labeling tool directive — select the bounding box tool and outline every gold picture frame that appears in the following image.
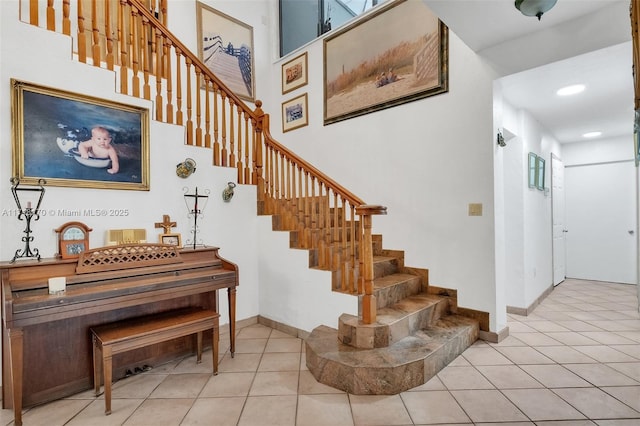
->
[282,93,309,133]
[11,79,150,191]
[160,233,182,247]
[323,0,448,125]
[196,2,255,102]
[282,52,308,94]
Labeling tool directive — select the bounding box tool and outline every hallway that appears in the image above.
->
[2,279,639,425]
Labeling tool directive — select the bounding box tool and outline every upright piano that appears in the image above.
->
[1,244,238,426]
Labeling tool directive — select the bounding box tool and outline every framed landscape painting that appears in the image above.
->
[11,79,150,191]
[196,1,255,102]
[324,0,448,124]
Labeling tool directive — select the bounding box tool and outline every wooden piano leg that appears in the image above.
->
[102,346,113,415]
[8,328,24,426]
[213,321,219,375]
[196,331,203,363]
[228,287,236,357]
[92,334,101,396]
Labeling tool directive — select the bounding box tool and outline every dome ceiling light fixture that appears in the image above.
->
[515,0,558,21]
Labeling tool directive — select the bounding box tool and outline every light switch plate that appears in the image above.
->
[468,203,483,216]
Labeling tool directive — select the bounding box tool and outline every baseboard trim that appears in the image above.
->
[257,315,310,340]
[478,325,509,343]
[507,283,555,316]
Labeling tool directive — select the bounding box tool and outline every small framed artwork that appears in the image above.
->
[282,93,309,132]
[528,152,537,188]
[11,79,150,191]
[282,52,308,94]
[160,233,182,247]
[196,1,255,102]
[536,156,546,190]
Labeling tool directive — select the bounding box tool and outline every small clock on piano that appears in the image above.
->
[55,221,92,259]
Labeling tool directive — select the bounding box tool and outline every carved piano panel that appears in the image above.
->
[1,244,238,426]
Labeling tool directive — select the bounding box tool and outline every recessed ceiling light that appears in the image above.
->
[583,131,602,138]
[556,84,585,96]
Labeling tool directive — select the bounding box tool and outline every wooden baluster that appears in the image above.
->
[298,167,305,247]
[29,0,38,26]
[272,148,278,212]
[105,0,114,70]
[244,115,251,183]
[175,48,183,125]
[141,15,151,99]
[321,186,331,270]
[118,0,128,94]
[91,0,101,66]
[303,171,310,248]
[160,0,168,26]
[47,0,55,31]
[237,110,244,182]
[357,215,364,294]
[194,67,202,146]
[229,100,236,164]
[317,183,326,268]
[213,83,220,165]
[236,107,243,179]
[220,92,228,166]
[274,152,281,215]
[164,38,173,123]
[349,204,357,293]
[62,0,71,35]
[282,155,288,217]
[332,192,339,270]
[155,30,163,120]
[204,76,212,149]
[286,158,296,229]
[185,57,193,145]
[130,6,140,97]
[340,198,347,291]
[77,0,87,63]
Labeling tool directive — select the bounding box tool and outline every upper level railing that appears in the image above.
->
[22,0,387,324]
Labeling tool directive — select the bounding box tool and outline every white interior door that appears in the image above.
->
[551,155,566,286]
[565,160,637,284]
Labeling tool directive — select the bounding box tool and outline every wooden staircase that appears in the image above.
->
[307,245,479,394]
[270,202,480,394]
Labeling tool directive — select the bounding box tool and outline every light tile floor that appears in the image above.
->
[1,278,639,425]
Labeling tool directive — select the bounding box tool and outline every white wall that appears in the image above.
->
[496,95,563,311]
[266,18,503,330]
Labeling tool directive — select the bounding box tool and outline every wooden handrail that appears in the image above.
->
[22,0,387,324]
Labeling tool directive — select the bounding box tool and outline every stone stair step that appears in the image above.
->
[305,314,478,394]
[339,293,450,349]
[372,255,399,279]
[373,272,422,307]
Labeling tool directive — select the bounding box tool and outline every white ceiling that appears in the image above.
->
[423,0,633,144]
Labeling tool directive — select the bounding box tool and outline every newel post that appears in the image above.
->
[253,101,265,200]
[355,205,387,324]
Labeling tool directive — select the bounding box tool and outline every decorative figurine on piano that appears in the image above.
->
[183,187,210,249]
[10,177,46,263]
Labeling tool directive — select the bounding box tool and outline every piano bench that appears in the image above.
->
[90,308,219,415]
